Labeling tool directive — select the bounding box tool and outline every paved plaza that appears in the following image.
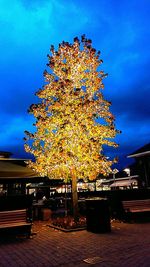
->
[0,220,150,267]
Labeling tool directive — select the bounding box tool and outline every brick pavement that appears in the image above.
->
[0,220,150,267]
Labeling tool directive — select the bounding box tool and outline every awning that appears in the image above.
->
[0,161,39,178]
[110,179,138,187]
[0,160,46,183]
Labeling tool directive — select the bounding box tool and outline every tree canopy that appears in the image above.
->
[24,35,119,181]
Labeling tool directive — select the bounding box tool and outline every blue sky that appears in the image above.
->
[0,0,150,169]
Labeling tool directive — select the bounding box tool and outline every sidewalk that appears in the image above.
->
[0,220,150,267]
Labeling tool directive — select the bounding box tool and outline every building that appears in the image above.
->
[0,151,44,195]
[127,143,150,188]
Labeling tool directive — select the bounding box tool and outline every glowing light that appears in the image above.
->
[24,35,119,181]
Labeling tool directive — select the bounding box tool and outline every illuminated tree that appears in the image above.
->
[24,35,119,221]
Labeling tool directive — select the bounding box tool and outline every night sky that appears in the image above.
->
[0,0,150,170]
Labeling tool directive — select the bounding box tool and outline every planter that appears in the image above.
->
[48,216,86,232]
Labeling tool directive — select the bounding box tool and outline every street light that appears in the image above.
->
[112,168,119,189]
[123,168,130,176]
[124,168,131,188]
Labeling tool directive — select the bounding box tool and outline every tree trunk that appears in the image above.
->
[71,169,79,222]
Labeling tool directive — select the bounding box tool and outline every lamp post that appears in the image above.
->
[123,168,131,188]
[123,168,130,176]
[112,168,119,189]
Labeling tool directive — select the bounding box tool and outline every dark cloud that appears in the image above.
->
[112,89,150,123]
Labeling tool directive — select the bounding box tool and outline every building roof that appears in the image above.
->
[102,175,139,184]
[0,151,12,158]
[0,158,45,183]
[127,142,150,158]
[127,151,150,158]
[110,179,138,188]
[0,151,46,183]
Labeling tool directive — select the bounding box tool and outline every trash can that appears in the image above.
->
[86,198,111,233]
[42,208,52,221]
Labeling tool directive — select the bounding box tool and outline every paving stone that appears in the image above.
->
[0,221,150,266]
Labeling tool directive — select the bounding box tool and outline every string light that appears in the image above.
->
[24,35,119,181]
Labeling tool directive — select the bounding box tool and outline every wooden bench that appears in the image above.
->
[122,199,150,221]
[0,209,32,238]
[122,199,150,213]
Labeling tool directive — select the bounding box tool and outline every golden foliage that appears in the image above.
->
[24,35,119,180]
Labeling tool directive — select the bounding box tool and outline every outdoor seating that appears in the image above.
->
[122,199,150,221]
[0,209,32,238]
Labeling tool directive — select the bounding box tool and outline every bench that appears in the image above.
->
[0,209,32,238]
[122,199,150,221]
